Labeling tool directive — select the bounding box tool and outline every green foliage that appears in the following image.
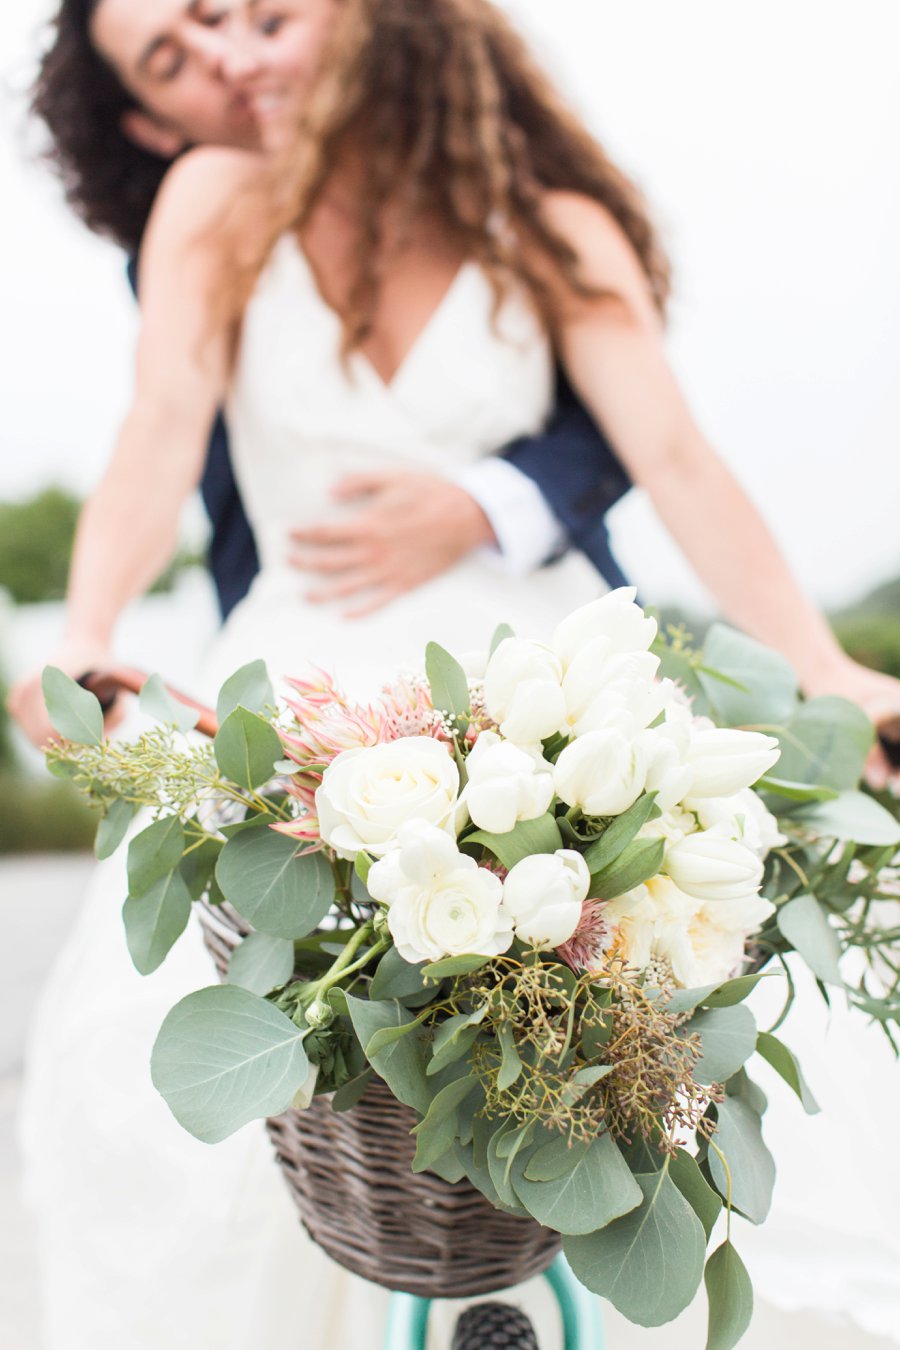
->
[0,773,95,853]
[564,1168,707,1326]
[0,486,200,604]
[705,1241,754,1350]
[215,828,335,939]
[150,984,310,1143]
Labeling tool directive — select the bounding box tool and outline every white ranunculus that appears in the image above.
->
[551,588,658,670]
[461,731,554,835]
[315,737,461,859]
[690,789,787,857]
[603,875,774,988]
[554,729,647,817]
[638,804,697,848]
[367,822,512,964]
[655,885,775,989]
[501,849,590,947]
[664,827,764,902]
[686,728,780,799]
[483,638,566,744]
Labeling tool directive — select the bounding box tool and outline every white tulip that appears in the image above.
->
[686,728,780,799]
[563,649,664,737]
[664,827,764,902]
[640,720,695,812]
[554,729,648,817]
[501,850,590,947]
[316,737,461,860]
[690,789,787,857]
[483,638,566,744]
[551,588,658,670]
[461,731,554,835]
[367,822,512,964]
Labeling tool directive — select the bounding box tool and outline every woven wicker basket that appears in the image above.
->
[198,900,560,1297]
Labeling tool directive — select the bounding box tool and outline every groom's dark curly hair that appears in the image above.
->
[30,0,171,252]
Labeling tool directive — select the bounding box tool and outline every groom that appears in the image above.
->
[32,0,631,621]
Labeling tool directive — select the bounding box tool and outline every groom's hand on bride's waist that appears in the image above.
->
[287,471,497,617]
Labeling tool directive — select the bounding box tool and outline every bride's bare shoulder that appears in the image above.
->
[141,147,266,258]
[538,190,657,319]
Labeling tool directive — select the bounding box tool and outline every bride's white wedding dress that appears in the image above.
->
[18,237,900,1348]
[18,239,601,1350]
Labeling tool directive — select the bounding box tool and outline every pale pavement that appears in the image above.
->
[1,854,894,1350]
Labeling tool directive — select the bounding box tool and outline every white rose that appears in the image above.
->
[461,731,554,835]
[367,822,512,964]
[552,588,658,669]
[690,789,787,857]
[483,638,566,744]
[554,729,647,817]
[664,827,764,902]
[501,849,590,947]
[316,737,461,859]
[686,728,780,799]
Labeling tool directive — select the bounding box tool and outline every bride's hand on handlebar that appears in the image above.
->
[6,640,121,750]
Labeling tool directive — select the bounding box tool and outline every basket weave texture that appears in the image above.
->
[198,900,560,1297]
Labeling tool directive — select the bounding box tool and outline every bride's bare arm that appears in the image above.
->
[8,148,256,745]
[544,191,900,778]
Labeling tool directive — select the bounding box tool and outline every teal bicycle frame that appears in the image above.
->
[382,1254,604,1349]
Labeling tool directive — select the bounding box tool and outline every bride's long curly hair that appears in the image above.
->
[219,0,670,351]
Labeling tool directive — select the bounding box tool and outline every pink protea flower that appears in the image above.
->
[556,898,616,974]
[282,671,386,769]
[271,812,324,850]
[378,672,447,741]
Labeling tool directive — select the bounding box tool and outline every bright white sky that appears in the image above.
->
[1,0,899,612]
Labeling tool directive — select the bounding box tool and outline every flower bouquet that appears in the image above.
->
[44,590,900,1347]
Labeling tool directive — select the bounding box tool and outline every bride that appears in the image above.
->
[10,0,900,1345]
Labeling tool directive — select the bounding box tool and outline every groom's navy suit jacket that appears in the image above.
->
[129,259,630,619]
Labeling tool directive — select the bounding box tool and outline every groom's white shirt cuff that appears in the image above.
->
[452,458,567,577]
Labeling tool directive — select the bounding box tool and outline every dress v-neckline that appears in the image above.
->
[284,236,474,394]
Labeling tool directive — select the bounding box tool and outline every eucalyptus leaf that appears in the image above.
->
[489,623,515,656]
[563,1169,706,1326]
[42,667,104,745]
[139,673,200,733]
[421,953,488,980]
[757,776,838,803]
[589,836,665,901]
[708,1098,775,1224]
[698,624,798,727]
[150,985,309,1143]
[425,642,471,723]
[214,707,283,791]
[512,1130,642,1236]
[216,829,335,939]
[497,1023,522,1091]
[466,814,563,870]
[756,1031,820,1114]
[227,931,296,995]
[426,1007,487,1076]
[796,790,900,848]
[686,1005,758,1086]
[344,995,430,1115]
[95,798,136,861]
[331,1069,374,1113]
[776,893,842,987]
[669,1149,722,1240]
[122,868,192,975]
[411,1075,479,1173]
[705,1240,754,1350]
[127,817,185,897]
[774,697,873,790]
[216,660,274,722]
[524,1133,589,1183]
[370,947,430,1002]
